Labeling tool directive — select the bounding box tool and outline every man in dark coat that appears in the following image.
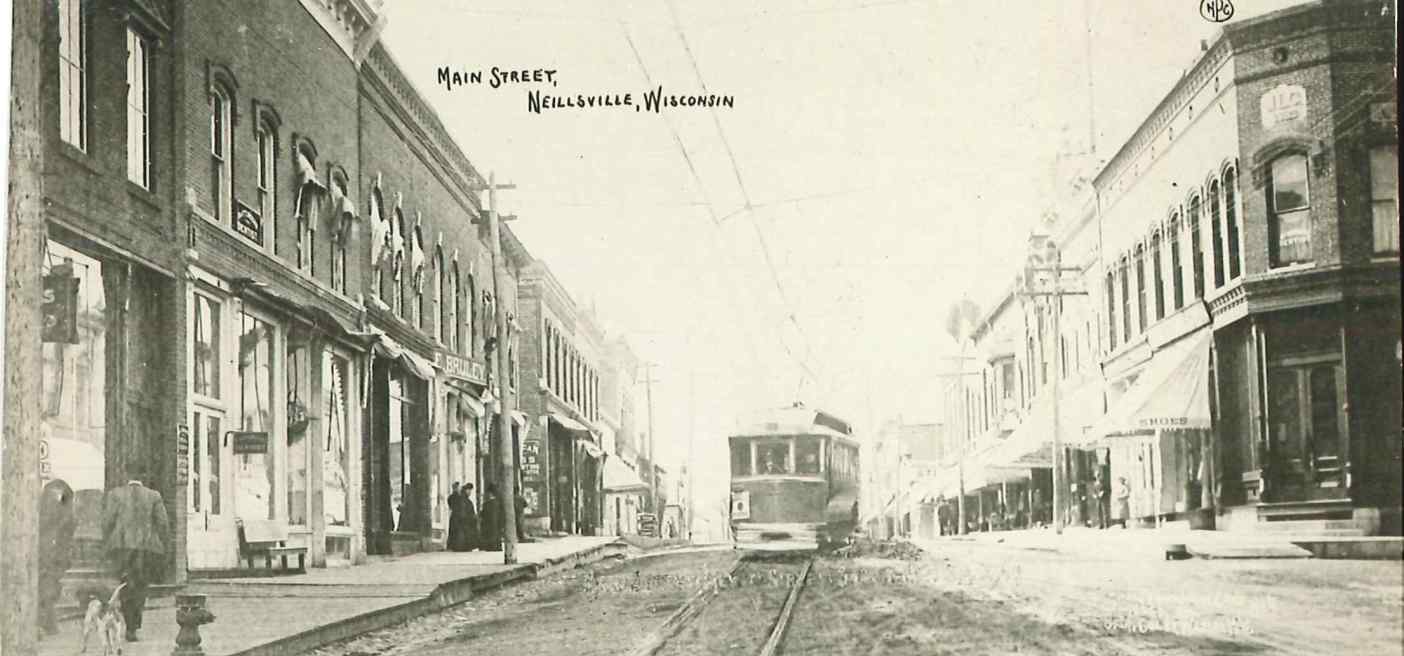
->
[447,482,464,551]
[101,465,170,642]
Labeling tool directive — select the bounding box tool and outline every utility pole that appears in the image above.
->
[686,367,695,543]
[477,172,519,564]
[3,0,45,652]
[642,363,659,521]
[1021,237,1086,536]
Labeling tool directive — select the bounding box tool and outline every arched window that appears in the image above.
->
[435,247,447,344]
[413,227,426,330]
[1169,212,1184,310]
[393,210,406,316]
[295,141,319,276]
[449,262,461,352]
[1134,243,1147,334]
[372,189,390,301]
[210,84,233,225]
[255,117,277,252]
[1150,231,1165,321]
[1224,167,1243,277]
[1188,195,1205,298]
[1105,270,1118,351]
[1208,179,1225,289]
[1119,256,1131,344]
[1267,154,1311,267]
[329,171,349,293]
[464,274,476,356]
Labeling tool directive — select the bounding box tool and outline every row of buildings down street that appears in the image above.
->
[867,0,1400,542]
[27,0,683,588]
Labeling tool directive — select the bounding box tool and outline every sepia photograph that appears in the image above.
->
[0,0,1399,654]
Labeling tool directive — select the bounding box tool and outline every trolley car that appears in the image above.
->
[728,403,860,551]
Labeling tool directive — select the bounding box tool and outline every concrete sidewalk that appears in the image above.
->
[34,536,621,656]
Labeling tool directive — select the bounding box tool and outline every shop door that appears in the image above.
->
[1267,363,1349,501]
[187,290,238,569]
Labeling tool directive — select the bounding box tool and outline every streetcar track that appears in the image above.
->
[629,553,816,656]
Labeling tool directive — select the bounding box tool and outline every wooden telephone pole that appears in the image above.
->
[3,0,46,652]
[475,172,520,565]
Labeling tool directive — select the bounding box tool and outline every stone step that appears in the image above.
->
[1251,518,1367,534]
[1256,499,1353,519]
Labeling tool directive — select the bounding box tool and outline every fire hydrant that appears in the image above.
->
[173,594,216,655]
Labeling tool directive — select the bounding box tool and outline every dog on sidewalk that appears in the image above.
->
[78,581,127,656]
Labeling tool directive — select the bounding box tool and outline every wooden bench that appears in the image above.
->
[236,519,307,571]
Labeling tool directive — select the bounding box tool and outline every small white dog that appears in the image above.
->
[80,581,127,656]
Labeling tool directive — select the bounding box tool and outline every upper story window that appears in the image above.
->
[58,0,86,150]
[1208,180,1225,289]
[329,172,348,294]
[1188,195,1205,298]
[392,210,406,316]
[209,86,233,225]
[1268,154,1312,267]
[412,227,426,330]
[1225,168,1242,279]
[1119,258,1132,345]
[1105,271,1118,351]
[435,248,447,343]
[1369,145,1399,255]
[464,274,476,356]
[1134,244,1147,334]
[372,190,390,301]
[452,264,464,354]
[1150,231,1165,321]
[126,28,152,188]
[295,143,319,275]
[256,120,278,251]
[1169,213,1184,310]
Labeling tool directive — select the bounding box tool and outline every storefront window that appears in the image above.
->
[286,341,310,526]
[323,351,351,526]
[193,294,220,398]
[40,242,107,538]
[238,312,277,520]
[388,374,412,531]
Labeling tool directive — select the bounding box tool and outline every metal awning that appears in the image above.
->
[1089,330,1212,442]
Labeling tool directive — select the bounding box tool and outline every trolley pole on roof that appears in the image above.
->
[475,171,519,564]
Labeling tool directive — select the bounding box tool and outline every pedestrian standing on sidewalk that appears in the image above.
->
[1114,477,1131,529]
[461,483,480,550]
[37,479,76,636]
[514,482,528,541]
[447,482,466,551]
[101,464,170,643]
[1093,472,1109,529]
[480,484,503,551]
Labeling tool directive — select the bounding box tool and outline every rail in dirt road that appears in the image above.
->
[627,554,816,656]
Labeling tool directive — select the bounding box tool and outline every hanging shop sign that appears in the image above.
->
[437,351,487,384]
[235,201,263,244]
[42,267,80,344]
[228,431,270,454]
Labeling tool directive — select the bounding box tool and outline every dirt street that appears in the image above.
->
[307,543,1402,656]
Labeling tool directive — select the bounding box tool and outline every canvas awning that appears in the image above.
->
[604,457,647,492]
[579,438,605,460]
[982,382,1105,468]
[457,391,486,418]
[549,413,590,434]
[371,332,436,380]
[1089,330,1212,441]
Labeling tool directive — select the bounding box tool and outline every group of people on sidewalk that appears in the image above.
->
[37,463,169,645]
[931,473,1136,536]
[446,482,528,552]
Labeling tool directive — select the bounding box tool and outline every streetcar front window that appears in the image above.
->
[731,440,752,476]
[796,438,822,475]
[757,442,791,475]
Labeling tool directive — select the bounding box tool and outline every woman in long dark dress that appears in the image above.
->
[447,482,465,551]
[459,483,479,551]
[479,484,502,551]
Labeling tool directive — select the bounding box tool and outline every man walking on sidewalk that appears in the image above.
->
[101,465,170,642]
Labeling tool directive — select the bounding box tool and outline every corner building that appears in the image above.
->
[1090,0,1399,534]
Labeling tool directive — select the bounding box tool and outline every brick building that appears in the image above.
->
[32,0,560,584]
[1089,0,1398,533]
[516,261,608,536]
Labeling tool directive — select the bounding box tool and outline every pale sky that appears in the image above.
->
[378,0,1303,509]
[0,0,1305,514]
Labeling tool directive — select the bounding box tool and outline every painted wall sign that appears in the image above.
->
[437,351,487,384]
[229,431,270,454]
[1260,84,1307,129]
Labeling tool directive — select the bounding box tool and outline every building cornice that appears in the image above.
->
[298,0,385,67]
